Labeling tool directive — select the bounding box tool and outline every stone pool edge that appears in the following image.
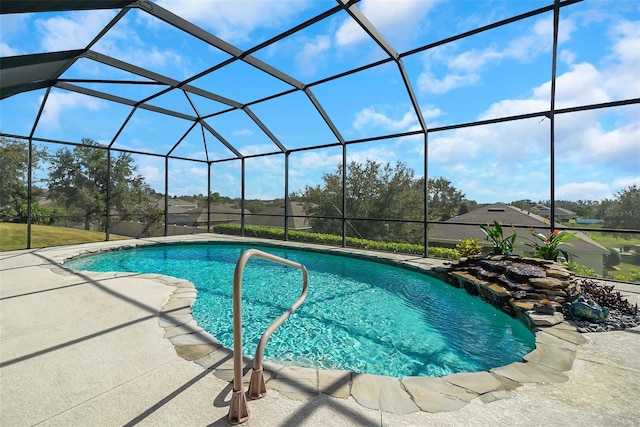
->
[60,237,587,415]
[156,274,585,415]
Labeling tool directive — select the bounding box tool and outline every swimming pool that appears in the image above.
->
[66,243,535,378]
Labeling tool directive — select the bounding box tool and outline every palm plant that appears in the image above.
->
[479,221,517,255]
[526,229,575,261]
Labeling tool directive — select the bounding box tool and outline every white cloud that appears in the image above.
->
[601,20,640,99]
[96,33,184,74]
[232,129,253,137]
[418,16,577,95]
[140,165,164,188]
[422,106,443,120]
[297,151,342,170]
[425,51,639,201]
[558,118,640,173]
[347,146,397,166]
[295,35,331,77]
[241,143,283,157]
[418,72,480,94]
[189,167,208,177]
[335,0,440,48]
[558,49,577,65]
[35,10,115,52]
[555,181,614,200]
[0,12,31,36]
[538,62,610,108]
[0,42,19,56]
[607,20,640,64]
[353,107,417,132]
[420,34,640,201]
[612,176,640,192]
[155,0,310,44]
[31,10,187,78]
[504,16,576,63]
[479,98,549,120]
[39,91,104,128]
[448,48,501,73]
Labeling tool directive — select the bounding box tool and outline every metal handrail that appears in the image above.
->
[227,248,309,425]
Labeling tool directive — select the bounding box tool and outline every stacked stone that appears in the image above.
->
[446,255,580,315]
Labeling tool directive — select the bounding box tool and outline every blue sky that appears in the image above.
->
[1,0,638,204]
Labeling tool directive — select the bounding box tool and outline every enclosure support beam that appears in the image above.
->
[241,158,246,237]
[25,87,51,248]
[342,144,347,248]
[207,163,212,233]
[26,138,32,249]
[549,0,561,232]
[423,133,429,258]
[164,157,169,237]
[106,150,111,241]
[284,153,290,241]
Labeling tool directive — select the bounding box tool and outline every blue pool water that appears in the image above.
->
[66,243,535,378]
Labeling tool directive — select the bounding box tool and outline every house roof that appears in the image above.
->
[244,202,311,230]
[532,204,577,219]
[429,203,608,255]
[167,203,248,225]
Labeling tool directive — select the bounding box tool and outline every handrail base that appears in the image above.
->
[228,390,249,425]
[248,367,267,399]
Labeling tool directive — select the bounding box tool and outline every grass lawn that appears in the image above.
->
[575,226,640,248]
[0,222,130,251]
[607,262,640,280]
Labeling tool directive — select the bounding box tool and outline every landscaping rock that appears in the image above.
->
[442,255,577,319]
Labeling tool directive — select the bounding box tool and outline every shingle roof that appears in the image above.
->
[429,202,608,255]
[244,202,311,230]
[167,203,247,225]
[533,204,577,219]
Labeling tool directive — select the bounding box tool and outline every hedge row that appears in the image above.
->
[212,223,459,259]
[621,252,640,266]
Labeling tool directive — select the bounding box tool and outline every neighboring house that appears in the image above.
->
[244,202,312,231]
[153,197,198,212]
[428,202,609,275]
[532,204,577,221]
[168,203,247,226]
[163,201,312,230]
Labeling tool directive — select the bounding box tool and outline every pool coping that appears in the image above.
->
[58,234,588,415]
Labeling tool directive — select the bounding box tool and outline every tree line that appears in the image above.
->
[1,136,638,236]
[295,160,466,243]
[0,137,159,229]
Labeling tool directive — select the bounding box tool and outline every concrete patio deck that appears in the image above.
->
[1,235,639,426]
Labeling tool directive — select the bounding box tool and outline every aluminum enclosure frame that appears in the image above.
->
[1,0,639,250]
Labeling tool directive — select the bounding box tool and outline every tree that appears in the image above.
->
[555,200,598,218]
[48,138,155,230]
[458,199,478,216]
[0,137,48,221]
[604,248,621,268]
[422,176,464,221]
[245,199,267,213]
[510,199,535,213]
[301,160,422,241]
[299,160,465,243]
[602,185,640,232]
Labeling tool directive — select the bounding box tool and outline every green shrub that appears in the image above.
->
[455,238,483,257]
[621,252,640,266]
[0,205,18,221]
[212,224,460,259]
[605,247,621,267]
[566,261,601,278]
[428,246,459,259]
[0,203,52,224]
